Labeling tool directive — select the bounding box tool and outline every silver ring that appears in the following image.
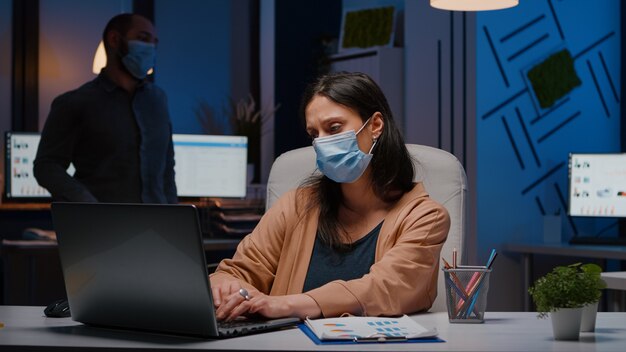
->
[239,288,251,301]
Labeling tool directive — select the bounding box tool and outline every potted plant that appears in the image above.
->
[194,94,279,184]
[579,263,606,332]
[227,94,279,184]
[528,263,605,340]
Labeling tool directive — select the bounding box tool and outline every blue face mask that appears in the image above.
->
[122,40,156,80]
[312,118,377,183]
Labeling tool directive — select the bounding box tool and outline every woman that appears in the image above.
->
[210,72,450,320]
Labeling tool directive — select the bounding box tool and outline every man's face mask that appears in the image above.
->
[121,39,156,80]
[312,117,377,183]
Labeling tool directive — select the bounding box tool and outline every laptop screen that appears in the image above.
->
[51,202,300,338]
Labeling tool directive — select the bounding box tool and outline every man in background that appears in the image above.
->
[34,13,177,203]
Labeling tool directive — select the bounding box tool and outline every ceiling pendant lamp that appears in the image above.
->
[430,0,518,11]
[92,40,107,74]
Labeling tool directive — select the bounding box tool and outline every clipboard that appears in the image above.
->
[298,324,445,345]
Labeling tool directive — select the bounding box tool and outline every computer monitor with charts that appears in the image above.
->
[568,153,626,244]
[4,132,51,199]
[568,153,626,217]
[172,134,248,198]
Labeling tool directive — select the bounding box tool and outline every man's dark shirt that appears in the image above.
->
[34,72,177,204]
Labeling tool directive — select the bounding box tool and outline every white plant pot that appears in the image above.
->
[580,301,599,332]
[550,307,582,340]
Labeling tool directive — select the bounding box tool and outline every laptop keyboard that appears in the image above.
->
[218,319,266,329]
[217,317,300,337]
[218,318,269,336]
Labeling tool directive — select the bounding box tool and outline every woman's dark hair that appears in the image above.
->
[299,72,414,250]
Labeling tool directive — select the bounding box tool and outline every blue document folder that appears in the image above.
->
[298,324,445,345]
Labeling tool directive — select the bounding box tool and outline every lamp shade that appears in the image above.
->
[430,0,518,11]
[92,40,106,74]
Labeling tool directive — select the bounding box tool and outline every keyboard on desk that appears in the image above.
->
[217,317,300,337]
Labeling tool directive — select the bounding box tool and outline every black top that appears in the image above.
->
[34,72,177,204]
[302,222,383,292]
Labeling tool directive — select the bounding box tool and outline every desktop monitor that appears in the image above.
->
[568,153,626,245]
[172,134,248,198]
[4,132,52,199]
[568,153,626,217]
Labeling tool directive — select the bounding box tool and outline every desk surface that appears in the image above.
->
[0,202,51,211]
[504,242,626,311]
[0,306,625,351]
[1,238,241,252]
[504,242,626,260]
[601,272,626,290]
[0,199,228,211]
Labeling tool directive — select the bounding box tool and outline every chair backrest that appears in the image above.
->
[266,144,467,312]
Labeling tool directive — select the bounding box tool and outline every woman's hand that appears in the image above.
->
[227,291,322,320]
[220,292,323,321]
[214,285,261,321]
[210,277,323,321]
[211,279,249,308]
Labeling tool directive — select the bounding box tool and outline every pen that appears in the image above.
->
[456,274,484,316]
[465,286,482,319]
[445,276,465,317]
[460,273,480,302]
[463,249,497,297]
[443,258,482,318]
[487,252,498,269]
[353,335,408,343]
[463,252,497,318]
[443,258,466,294]
[445,270,484,318]
[452,248,457,269]
[485,249,497,268]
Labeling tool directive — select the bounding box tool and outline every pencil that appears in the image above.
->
[443,259,466,295]
[452,248,457,269]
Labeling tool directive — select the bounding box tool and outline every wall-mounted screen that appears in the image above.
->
[4,132,52,199]
[172,134,248,198]
[568,153,626,217]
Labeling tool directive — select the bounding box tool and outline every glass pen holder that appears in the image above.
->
[442,266,492,323]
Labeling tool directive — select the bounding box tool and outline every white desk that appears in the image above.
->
[1,306,625,351]
[601,271,626,311]
[601,271,626,290]
[503,243,626,311]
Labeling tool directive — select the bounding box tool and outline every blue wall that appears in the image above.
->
[155,0,233,135]
[39,0,126,130]
[477,0,621,253]
[35,0,235,135]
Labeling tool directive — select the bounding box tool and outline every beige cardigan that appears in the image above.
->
[210,183,450,317]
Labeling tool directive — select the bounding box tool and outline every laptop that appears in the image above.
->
[51,202,299,338]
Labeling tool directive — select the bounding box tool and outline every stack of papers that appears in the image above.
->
[304,315,437,341]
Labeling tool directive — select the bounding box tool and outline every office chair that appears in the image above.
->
[266,144,467,312]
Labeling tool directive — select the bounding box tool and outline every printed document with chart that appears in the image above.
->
[304,315,437,340]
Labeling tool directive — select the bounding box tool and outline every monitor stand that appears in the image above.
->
[569,236,626,246]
